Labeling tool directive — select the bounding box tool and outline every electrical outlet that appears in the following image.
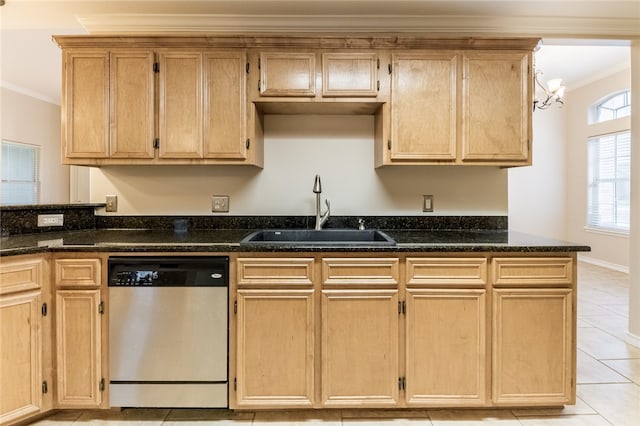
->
[212,196,230,213]
[105,195,118,212]
[37,214,64,227]
[423,195,434,212]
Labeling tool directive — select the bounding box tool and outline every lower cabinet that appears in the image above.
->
[56,289,103,407]
[321,289,399,407]
[491,257,575,406]
[492,288,573,405]
[0,255,49,425]
[235,254,578,410]
[235,289,315,407]
[54,257,105,408]
[405,289,486,406]
[234,257,316,408]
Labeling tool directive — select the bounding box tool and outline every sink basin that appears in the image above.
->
[240,229,396,246]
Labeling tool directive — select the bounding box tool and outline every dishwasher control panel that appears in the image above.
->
[108,256,229,287]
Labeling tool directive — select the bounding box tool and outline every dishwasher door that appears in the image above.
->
[109,284,228,407]
[109,286,227,382]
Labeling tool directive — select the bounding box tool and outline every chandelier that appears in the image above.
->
[533,69,566,111]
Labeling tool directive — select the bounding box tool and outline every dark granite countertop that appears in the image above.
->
[0,228,591,256]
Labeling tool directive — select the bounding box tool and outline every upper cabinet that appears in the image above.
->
[55,35,538,168]
[259,52,316,97]
[379,48,533,167]
[58,40,259,167]
[461,51,530,163]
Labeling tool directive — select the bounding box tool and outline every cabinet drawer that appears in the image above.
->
[322,258,399,286]
[406,257,487,287]
[492,257,573,287]
[0,256,44,294]
[237,258,314,287]
[55,259,102,287]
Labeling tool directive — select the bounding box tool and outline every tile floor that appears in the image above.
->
[31,262,639,425]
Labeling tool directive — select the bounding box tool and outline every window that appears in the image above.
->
[1,140,41,205]
[587,131,630,232]
[590,90,631,123]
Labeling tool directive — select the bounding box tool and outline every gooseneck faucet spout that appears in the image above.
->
[313,174,330,230]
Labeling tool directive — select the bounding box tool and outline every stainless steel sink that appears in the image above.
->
[240,229,396,246]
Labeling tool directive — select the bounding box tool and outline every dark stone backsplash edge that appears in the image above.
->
[1,203,507,236]
[95,215,507,232]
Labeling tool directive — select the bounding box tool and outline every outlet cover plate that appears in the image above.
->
[212,196,229,213]
[37,214,64,227]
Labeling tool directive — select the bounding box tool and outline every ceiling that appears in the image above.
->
[1,0,637,105]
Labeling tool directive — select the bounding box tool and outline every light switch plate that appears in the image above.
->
[212,196,230,213]
[105,195,118,212]
[423,195,434,212]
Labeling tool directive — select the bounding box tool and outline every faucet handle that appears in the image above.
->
[325,199,330,212]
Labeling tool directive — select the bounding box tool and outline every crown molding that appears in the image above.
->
[77,14,640,38]
[0,81,60,106]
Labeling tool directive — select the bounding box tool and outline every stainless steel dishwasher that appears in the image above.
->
[108,256,228,408]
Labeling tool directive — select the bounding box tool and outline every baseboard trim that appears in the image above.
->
[578,255,629,274]
[626,331,640,349]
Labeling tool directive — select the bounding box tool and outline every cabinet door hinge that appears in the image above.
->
[154,138,160,149]
[398,376,406,390]
[246,139,251,150]
[376,58,380,69]
[257,80,261,91]
[258,57,261,69]
[387,140,391,150]
[99,378,106,392]
[234,377,237,391]
[234,300,237,314]
[388,63,392,74]
[98,301,105,315]
[246,62,250,74]
[41,302,47,317]
[42,380,48,394]
[153,62,160,73]
[377,80,380,91]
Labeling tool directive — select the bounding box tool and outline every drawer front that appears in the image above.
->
[406,257,487,287]
[55,258,102,287]
[322,258,399,286]
[492,257,573,287]
[237,258,314,287]
[0,256,44,294]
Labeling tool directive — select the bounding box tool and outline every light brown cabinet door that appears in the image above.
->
[63,50,109,158]
[158,51,203,158]
[405,289,486,406]
[461,51,530,163]
[390,51,457,161]
[110,51,155,159]
[322,52,378,97]
[321,289,399,407]
[259,52,316,97]
[492,288,573,405]
[236,289,315,408]
[0,291,42,424]
[204,51,247,159]
[56,290,102,407]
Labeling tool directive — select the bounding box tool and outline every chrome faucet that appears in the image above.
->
[313,174,330,230]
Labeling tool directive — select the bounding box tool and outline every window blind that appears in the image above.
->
[1,140,41,205]
[587,131,631,231]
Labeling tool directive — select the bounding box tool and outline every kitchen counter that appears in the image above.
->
[0,228,590,256]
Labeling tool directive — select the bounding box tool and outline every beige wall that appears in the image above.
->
[0,87,69,204]
[508,104,568,240]
[90,114,508,216]
[566,68,631,271]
